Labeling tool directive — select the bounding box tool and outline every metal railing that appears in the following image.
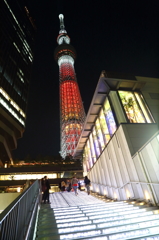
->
[0,179,40,240]
[91,181,159,205]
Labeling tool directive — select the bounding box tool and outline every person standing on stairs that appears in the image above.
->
[71,176,78,196]
[43,176,51,203]
[84,176,91,195]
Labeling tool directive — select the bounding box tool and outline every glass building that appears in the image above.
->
[0,0,36,166]
[73,71,159,205]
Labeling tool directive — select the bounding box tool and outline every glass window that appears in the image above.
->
[0,173,57,180]
[89,133,96,163]
[118,91,154,123]
[99,109,111,144]
[103,99,117,135]
[134,93,155,123]
[92,127,101,158]
[87,141,93,168]
[95,119,105,151]
[83,146,90,171]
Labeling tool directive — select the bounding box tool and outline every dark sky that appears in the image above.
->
[14,0,159,160]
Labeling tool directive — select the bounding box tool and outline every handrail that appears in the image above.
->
[91,181,159,190]
[0,179,40,240]
[24,191,39,240]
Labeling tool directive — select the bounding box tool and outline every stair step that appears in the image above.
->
[35,192,159,240]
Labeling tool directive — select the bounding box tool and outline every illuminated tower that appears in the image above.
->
[54,14,85,159]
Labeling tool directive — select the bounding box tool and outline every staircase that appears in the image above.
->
[35,191,159,240]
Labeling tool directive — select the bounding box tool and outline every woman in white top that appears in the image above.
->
[71,176,78,195]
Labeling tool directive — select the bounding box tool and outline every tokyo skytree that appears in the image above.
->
[54,14,85,158]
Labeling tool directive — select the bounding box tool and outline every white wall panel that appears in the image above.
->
[117,126,139,182]
[101,150,111,186]
[95,161,101,184]
[152,185,159,204]
[114,134,130,184]
[133,154,147,182]
[110,137,124,187]
[97,157,103,185]
[140,144,159,182]
[151,138,159,163]
[88,127,159,204]
[131,183,140,199]
[99,154,107,185]
[106,146,117,188]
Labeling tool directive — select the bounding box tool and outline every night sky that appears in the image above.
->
[14,0,159,160]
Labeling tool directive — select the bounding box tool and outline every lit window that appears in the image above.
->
[0,88,25,124]
[95,119,105,150]
[118,91,155,123]
[92,127,101,158]
[99,109,110,144]
[103,99,117,135]
[13,42,20,53]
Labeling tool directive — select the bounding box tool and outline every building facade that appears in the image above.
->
[54,14,85,159]
[0,0,36,166]
[74,71,159,205]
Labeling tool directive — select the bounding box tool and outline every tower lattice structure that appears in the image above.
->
[54,14,85,159]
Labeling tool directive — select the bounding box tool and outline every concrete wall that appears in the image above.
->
[122,123,158,156]
[136,76,159,127]
[88,126,159,205]
[0,192,20,212]
[86,76,159,204]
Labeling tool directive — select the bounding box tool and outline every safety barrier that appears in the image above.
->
[0,179,40,240]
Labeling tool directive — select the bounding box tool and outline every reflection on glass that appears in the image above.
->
[95,119,105,151]
[118,91,154,123]
[103,99,117,135]
[89,134,96,163]
[99,109,110,144]
[87,141,93,168]
[83,146,89,171]
[135,92,154,123]
[92,127,101,158]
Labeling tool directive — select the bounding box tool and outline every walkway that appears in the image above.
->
[35,191,159,240]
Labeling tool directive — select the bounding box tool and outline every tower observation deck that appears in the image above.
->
[54,14,85,159]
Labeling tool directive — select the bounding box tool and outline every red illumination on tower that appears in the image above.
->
[54,14,85,158]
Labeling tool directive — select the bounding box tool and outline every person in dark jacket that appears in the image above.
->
[66,180,71,192]
[84,176,91,195]
[61,181,66,192]
[41,178,46,202]
[43,176,51,203]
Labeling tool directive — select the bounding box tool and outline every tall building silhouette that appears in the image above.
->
[0,0,36,166]
[54,14,85,159]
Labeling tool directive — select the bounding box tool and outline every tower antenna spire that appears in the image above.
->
[59,14,65,31]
